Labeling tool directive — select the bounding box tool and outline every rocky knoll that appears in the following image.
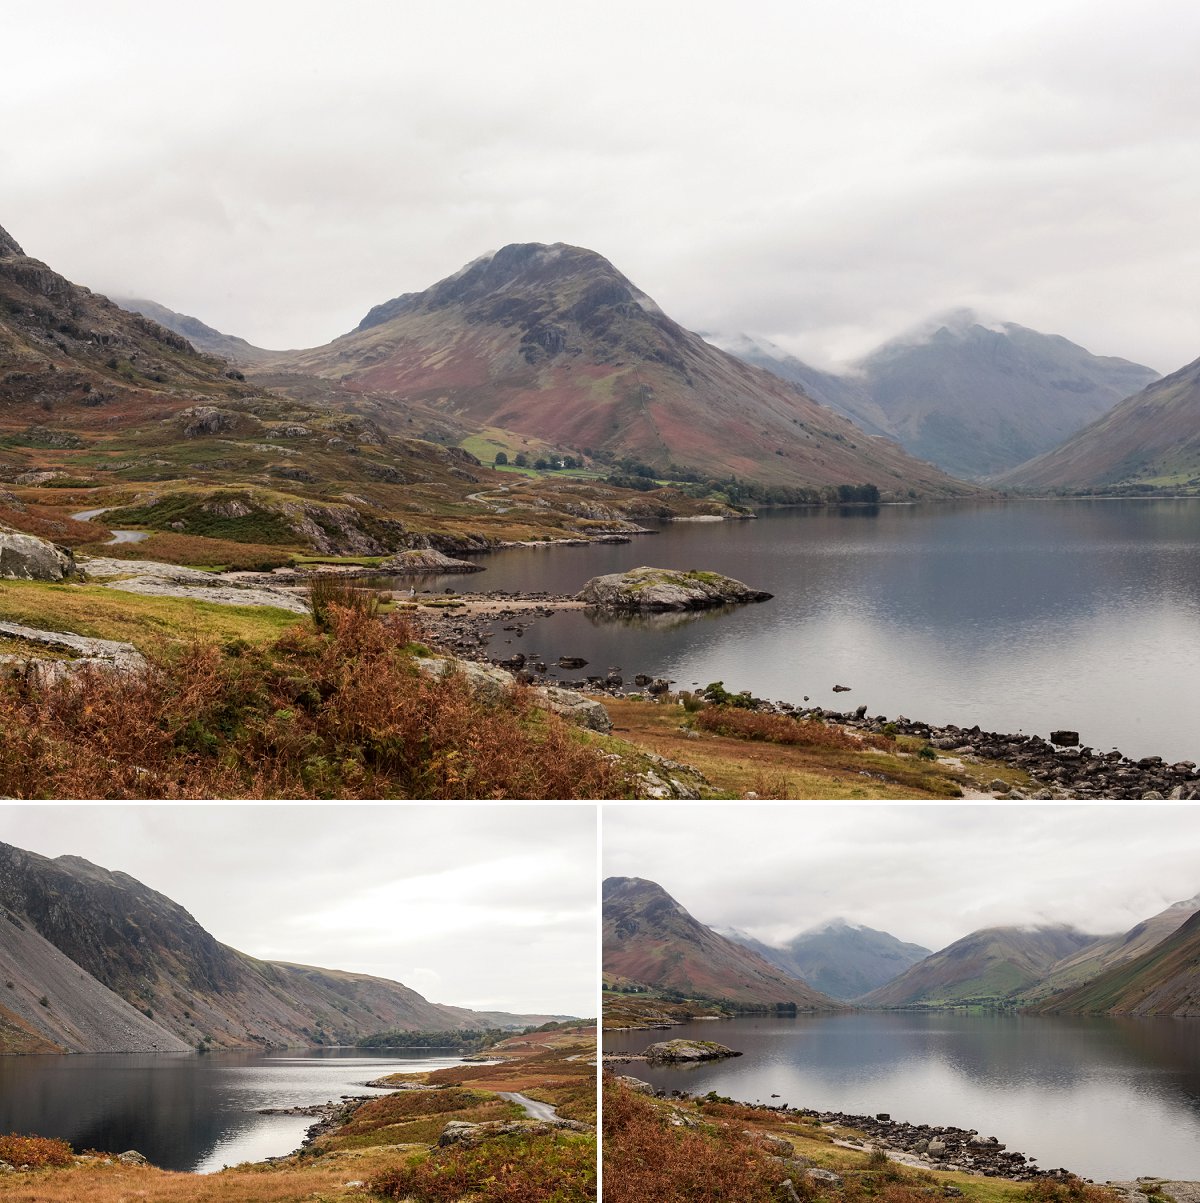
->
[0,524,77,581]
[643,1039,742,1063]
[578,566,771,611]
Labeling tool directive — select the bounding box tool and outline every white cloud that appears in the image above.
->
[604,804,1200,952]
[2,0,1197,369]
[0,804,596,1015]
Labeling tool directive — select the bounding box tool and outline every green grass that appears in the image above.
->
[0,580,301,651]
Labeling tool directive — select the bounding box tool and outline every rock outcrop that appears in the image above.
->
[643,1039,742,1063]
[0,525,77,581]
[577,566,771,611]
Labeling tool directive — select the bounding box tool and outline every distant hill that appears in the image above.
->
[114,296,276,364]
[0,840,497,1054]
[267,243,978,497]
[1022,893,1200,1001]
[724,918,930,1000]
[859,924,1099,1007]
[996,354,1200,492]
[717,313,1158,480]
[602,876,838,1010]
[1028,909,1200,1017]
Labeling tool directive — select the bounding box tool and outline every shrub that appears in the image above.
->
[694,705,885,751]
[370,1131,595,1202]
[603,1077,788,1203]
[0,605,627,799]
[0,1133,73,1169]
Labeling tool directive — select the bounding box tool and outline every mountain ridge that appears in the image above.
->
[602,876,839,1009]
[0,840,517,1054]
[264,243,978,497]
[724,918,931,1000]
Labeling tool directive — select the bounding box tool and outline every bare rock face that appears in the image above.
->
[577,566,771,611]
[379,548,484,574]
[0,225,24,257]
[0,524,77,581]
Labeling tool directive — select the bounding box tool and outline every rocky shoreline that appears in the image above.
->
[411,590,1199,799]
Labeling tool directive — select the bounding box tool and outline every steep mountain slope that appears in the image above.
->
[702,333,891,438]
[997,354,1200,491]
[114,296,276,364]
[0,840,491,1053]
[856,312,1157,480]
[859,924,1099,1007]
[726,918,930,1001]
[270,244,976,497]
[1028,909,1200,1017]
[1022,893,1200,1001]
[716,313,1157,480]
[0,223,692,559]
[602,877,838,1009]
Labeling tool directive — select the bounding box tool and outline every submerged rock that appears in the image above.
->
[577,566,771,611]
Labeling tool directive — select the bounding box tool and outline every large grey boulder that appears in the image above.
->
[577,566,771,611]
[642,1039,742,1063]
[533,686,612,733]
[0,525,77,581]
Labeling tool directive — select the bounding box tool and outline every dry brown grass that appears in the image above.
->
[602,1076,791,1203]
[0,1134,72,1169]
[93,531,296,570]
[0,606,628,798]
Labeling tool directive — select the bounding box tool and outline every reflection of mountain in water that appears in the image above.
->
[581,604,741,633]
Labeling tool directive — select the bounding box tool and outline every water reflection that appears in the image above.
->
[439,500,1200,759]
[0,1048,462,1172]
[605,1014,1200,1180]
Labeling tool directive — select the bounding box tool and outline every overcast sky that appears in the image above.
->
[3,1,1198,371]
[1,804,596,1016]
[604,804,1200,951]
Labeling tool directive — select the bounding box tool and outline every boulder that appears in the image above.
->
[642,1039,742,1063]
[379,548,484,574]
[417,655,515,703]
[576,566,772,611]
[0,525,77,581]
[533,686,613,733]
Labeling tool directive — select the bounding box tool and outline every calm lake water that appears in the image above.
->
[0,1047,463,1172]
[425,499,1200,763]
[605,1013,1200,1181]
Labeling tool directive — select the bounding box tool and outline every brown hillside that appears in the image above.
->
[602,876,838,1009]
[271,243,978,496]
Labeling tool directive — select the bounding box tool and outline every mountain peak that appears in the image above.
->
[0,224,25,258]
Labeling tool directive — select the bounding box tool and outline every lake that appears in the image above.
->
[0,1047,464,1172]
[422,499,1200,764]
[605,1013,1200,1182]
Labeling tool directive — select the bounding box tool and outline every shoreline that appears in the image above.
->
[410,590,1200,800]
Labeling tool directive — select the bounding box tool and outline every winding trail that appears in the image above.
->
[71,507,149,545]
[464,485,512,513]
[498,1092,561,1123]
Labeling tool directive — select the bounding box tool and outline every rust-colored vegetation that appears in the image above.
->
[369,1131,596,1202]
[693,705,886,751]
[0,1134,73,1169]
[602,1077,789,1203]
[0,606,627,798]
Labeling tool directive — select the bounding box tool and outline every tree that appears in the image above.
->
[513,452,529,467]
[494,451,508,466]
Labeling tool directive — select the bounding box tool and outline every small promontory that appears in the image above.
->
[577,566,771,611]
[642,1039,742,1063]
